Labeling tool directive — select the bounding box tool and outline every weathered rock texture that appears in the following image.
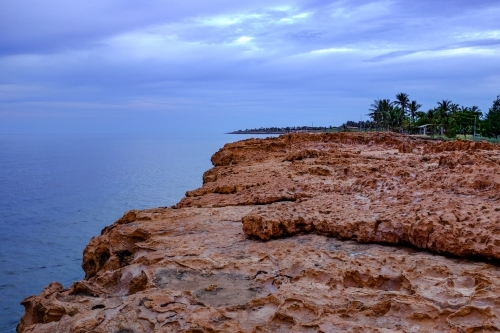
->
[18,133,500,332]
[181,133,500,260]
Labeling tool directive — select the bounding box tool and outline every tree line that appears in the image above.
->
[364,93,500,138]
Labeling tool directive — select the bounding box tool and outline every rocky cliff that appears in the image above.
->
[18,133,500,332]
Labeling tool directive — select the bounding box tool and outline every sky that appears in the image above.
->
[1,0,500,134]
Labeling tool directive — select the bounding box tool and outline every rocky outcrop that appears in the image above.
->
[18,133,500,332]
[181,133,500,261]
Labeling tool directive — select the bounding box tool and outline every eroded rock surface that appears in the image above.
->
[181,133,500,260]
[18,133,500,332]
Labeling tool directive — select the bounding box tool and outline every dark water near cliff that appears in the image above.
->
[0,133,264,332]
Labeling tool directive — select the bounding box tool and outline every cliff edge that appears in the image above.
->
[18,133,500,332]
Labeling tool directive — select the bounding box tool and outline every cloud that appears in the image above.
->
[1,0,500,134]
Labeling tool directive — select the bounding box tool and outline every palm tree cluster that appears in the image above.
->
[366,93,499,138]
[368,93,419,132]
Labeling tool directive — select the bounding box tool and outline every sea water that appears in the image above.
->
[0,133,263,332]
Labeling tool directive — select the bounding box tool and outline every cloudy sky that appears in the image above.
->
[1,0,499,134]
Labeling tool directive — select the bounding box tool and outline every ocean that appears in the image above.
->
[0,133,262,332]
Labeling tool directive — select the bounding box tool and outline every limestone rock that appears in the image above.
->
[18,133,500,332]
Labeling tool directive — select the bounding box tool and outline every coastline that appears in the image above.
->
[18,132,500,332]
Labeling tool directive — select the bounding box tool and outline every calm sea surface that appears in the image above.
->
[0,133,263,332]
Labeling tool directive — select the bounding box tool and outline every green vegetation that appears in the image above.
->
[365,93,500,140]
[481,95,500,139]
[230,94,499,141]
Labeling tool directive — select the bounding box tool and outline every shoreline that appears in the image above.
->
[18,132,500,332]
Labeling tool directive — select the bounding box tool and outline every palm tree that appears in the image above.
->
[392,93,410,130]
[482,96,500,138]
[470,105,480,114]
[388,106,405,131]
[368,99,391,130]
[415,111,427,124]
[368,100,382,128]
[436,100,452,136]
[408,100,421,132]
